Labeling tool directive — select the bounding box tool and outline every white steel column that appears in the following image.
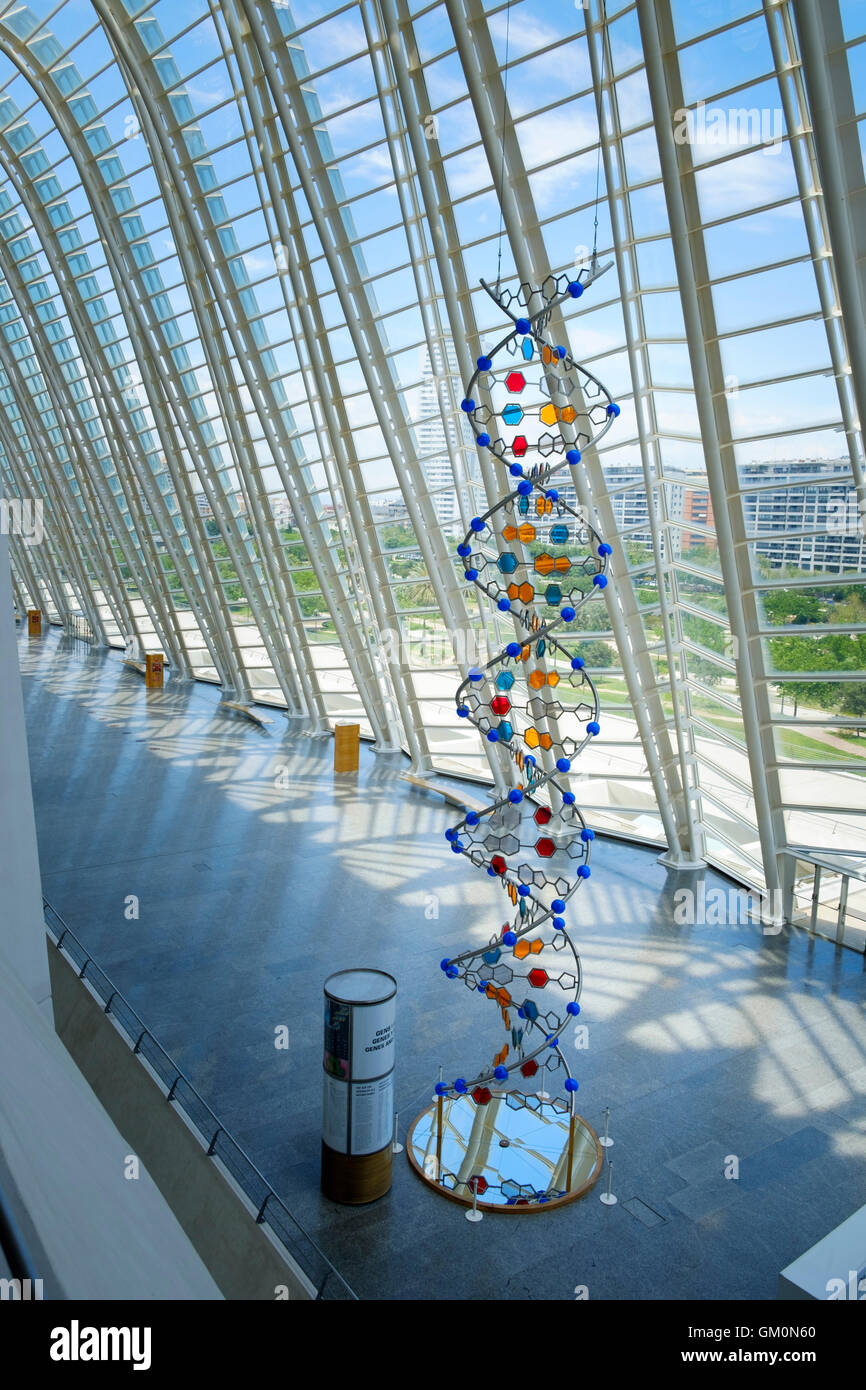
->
[636,0,783,900]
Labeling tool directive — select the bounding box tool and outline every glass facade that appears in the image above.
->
[1,0,864,904]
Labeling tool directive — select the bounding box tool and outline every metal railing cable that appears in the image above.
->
[43,899,356,1301]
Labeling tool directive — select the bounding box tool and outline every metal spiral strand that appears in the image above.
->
[437,263,618,1140]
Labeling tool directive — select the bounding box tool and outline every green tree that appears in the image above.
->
[838,683,866,731]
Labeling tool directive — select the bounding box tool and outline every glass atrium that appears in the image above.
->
[3,0,864,918]
[2,0,866,1319]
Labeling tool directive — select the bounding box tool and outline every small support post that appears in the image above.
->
[566,1112,576,1192]
[435,1094,443,1182]
[466,1177,483,1223]
[600,1106,613,1149]
[600,1160,617,1206]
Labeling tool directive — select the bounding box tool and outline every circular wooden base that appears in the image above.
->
[321,1141,392,1204]
[406,1092,603,1212]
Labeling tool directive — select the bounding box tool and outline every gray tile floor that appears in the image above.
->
[19,628,866,1300]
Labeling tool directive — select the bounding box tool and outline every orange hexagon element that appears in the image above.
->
[539,403,558,425]
[555,556,571,573]
[524,727,540,749]
[530,938,544,954]
[517,582,534,604]
[560,406,576,423]
[539,732,553,750]
[496,987,511,1008]
[517,523,535,543]
[507,583,519,600]
[547,672,560,687]
[528,670,546,690]
[535,553,554,576]
[535,496,552,516]
[514,939,530,959]
[503,525,518,540]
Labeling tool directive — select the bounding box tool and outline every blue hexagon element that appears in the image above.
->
[482,948,501,966]
[497,720,514,742]
[496,670,515,691]
[545,584,562,606]
[550,524,569,544]
[502,403,523,426]
[497,551,518,574]
[521,339,534,361]
[522,999,539,1021]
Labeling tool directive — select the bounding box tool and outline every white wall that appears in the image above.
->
[0,532,51,1012]
[0,539,221,1298]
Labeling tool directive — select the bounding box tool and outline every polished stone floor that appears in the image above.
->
[19,627,866,1300]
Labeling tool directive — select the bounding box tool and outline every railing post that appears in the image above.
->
[810,866,823,932]
[837,875,849,946]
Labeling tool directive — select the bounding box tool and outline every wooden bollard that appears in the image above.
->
[334,722,360,773]
[145,652,164,689]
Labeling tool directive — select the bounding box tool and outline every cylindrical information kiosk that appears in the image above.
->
[321,969,396,1204]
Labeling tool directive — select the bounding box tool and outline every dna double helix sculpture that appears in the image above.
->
[430,265,618,1207]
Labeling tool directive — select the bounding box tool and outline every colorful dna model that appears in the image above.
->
[436,266,618,1200]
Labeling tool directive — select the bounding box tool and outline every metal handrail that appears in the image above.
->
[779,849,866,953]
[43,899,356,1301]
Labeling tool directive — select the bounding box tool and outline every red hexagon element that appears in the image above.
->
[512,436,528,457]
[468,1174,488,1195]
[534,806,551,825]
[490,854,507,875]
[521,1059,538,1078]
[535,837,555,857]
[472,1087,492,1106]
[505,372,526,393]
[528,968,549,988]
[490,695,511,716]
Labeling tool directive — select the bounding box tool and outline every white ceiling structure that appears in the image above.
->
[1,0,864,906]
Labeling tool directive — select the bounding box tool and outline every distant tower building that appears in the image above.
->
[682,486,715,553]
[413,341,473,532]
